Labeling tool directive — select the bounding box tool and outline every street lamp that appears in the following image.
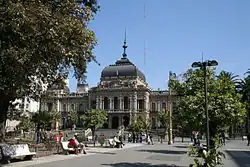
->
[191,60,218,150]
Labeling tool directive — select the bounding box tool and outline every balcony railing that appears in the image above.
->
[105,109,131,113]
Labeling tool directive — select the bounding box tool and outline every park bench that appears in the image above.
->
[0,144,36,164]
[108,139,123,148]
[61,141,85,155]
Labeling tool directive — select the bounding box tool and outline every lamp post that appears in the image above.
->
[191,60,218,150]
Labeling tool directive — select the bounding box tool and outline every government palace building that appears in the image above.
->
[40,40,174,130]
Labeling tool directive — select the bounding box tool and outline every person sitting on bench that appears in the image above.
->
[68,133,86,154]
[113,136,123,148]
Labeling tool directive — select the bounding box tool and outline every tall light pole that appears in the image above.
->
[191,60,218,150]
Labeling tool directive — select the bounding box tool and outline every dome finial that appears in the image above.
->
[122,28,128,58]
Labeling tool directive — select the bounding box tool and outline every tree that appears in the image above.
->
[171,68,246,140]
[236,70,250,133]
[217,70,239,84]
[17,114,34,133]
[157,110,170,143]
[81,109,107,146]
[129,117,145,133]
[31,111,54,131]
[0,0,99,141]
[68,110,79,127]
[50,110,61,130]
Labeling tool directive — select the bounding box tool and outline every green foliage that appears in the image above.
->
[0,0,99,140]
[98,136,105,146]
[171,68,246,136]
[18,114,34,132]
[68,110,79,125]
[81,109,107,132]
[157,110,169,129]
[188,137,225,167]
[129,117,151,133]
[75,133,85,143]
[130,118,145,132]
[31,111,54,130]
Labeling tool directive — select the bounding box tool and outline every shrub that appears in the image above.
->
[98,136,105,147]
[188,137,225,167]
[76,134,85,142]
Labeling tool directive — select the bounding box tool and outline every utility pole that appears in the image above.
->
[168,71,173,145]
[192,60,218,150]
[203,64,210,149]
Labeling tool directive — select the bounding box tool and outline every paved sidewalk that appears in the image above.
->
[4,139,249,167]
[3,143,144,167]
[223,139,250,167]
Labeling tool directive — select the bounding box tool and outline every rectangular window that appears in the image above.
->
[63,104,66,111]
[138,100,144,110]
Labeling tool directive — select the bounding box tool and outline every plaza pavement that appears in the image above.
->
[3,138,250,167]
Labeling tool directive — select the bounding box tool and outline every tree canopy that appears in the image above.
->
[170,68,246,137]
[0,0,99,140]
[81,109,107,132]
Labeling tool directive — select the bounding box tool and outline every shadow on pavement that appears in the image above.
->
[101,162,187,167]
[89,151,116,155]
[226,150,250,167]
[137,149,187,155]
[173,146,188,149]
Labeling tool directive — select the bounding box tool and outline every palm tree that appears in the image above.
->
[236,70,250,133]
[217,70,239,84]
[245,69,250,77]
[50,110,61,130]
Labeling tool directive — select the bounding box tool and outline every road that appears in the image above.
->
[4,138,250,167]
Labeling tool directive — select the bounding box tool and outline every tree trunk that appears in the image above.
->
[181,129,184,143]
[0,98,10,143]
[92,129,95,147]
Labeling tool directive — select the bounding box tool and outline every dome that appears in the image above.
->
[101,57,146,81]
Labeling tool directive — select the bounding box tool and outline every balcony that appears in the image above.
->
[106,109,131,113]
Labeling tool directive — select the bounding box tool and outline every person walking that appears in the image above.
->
[247,133,250,146]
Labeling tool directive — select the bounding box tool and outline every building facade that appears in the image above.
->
[41,40,173,129]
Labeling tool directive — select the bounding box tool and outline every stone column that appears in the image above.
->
[129,113,132,125]
[96,96,99,109]
[144,97,147,112]
[56,99,60,112]
[157,101,160,112]
[109,97,113,110]
[99,96,103,109]
[119,116,123,127]
[133,93,137,112]
[129,96,133,111]
[119,96,123,110]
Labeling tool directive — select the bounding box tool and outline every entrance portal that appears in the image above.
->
[112,116,119,129]
[123,116,129,128]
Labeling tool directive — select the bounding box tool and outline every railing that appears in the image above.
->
[106,109,131,113]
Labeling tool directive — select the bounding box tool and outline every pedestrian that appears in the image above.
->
[247,133,250,146]
[128,133,132,142]
[139,133,142,143]
[222,133,226,145]
[150,134,153,145]
[172,134,175,143]
[132,132,135,143]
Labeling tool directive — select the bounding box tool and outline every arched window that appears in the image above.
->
[123,96,129,110]
[104,97,109,110]
[114,97,119,110]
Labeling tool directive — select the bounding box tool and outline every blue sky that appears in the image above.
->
[69,0,250,91]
